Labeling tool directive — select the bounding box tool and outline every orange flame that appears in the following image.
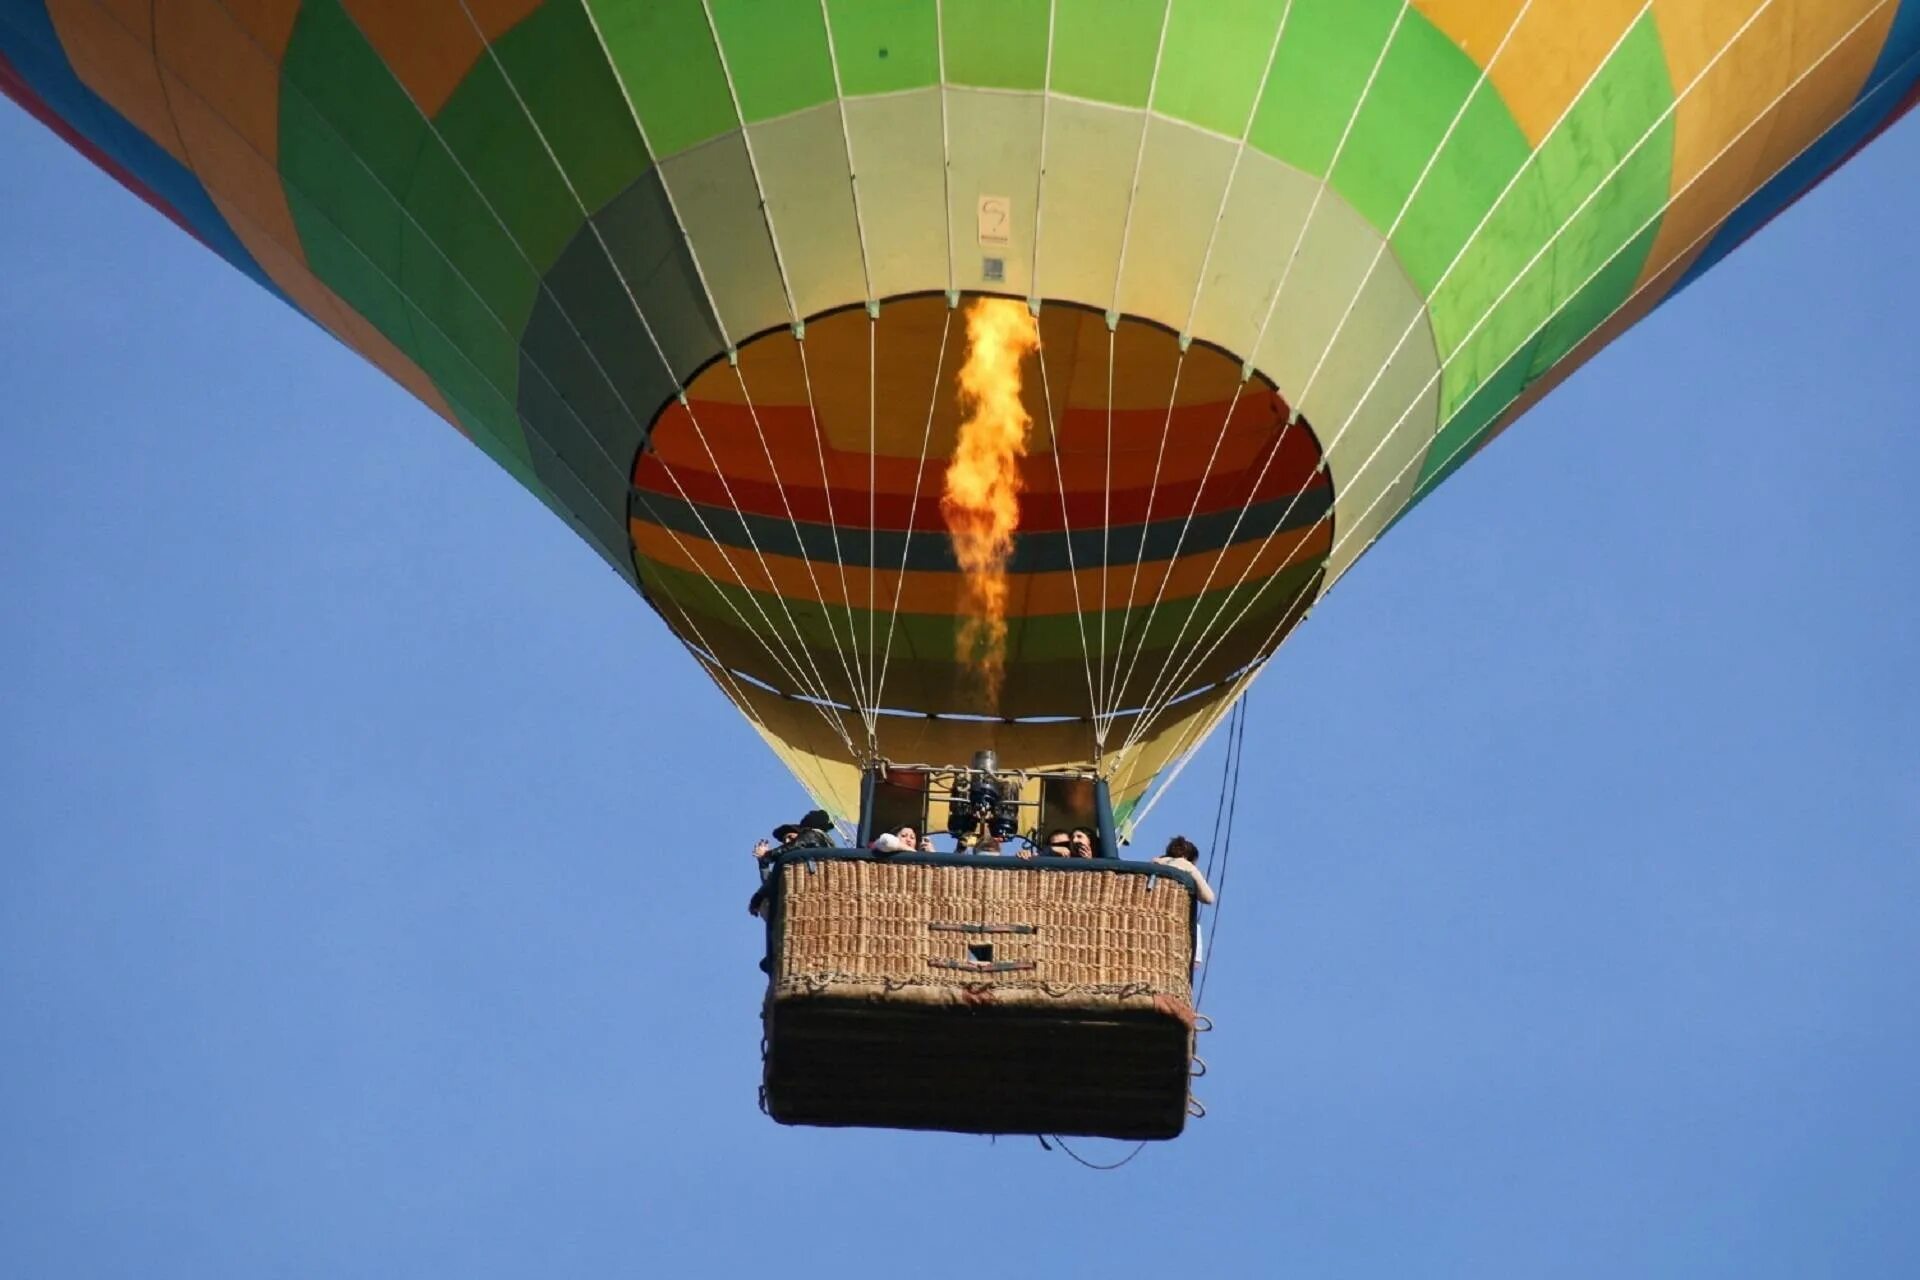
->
[942,298,1040,705]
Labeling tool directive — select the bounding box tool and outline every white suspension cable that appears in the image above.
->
[1097,349,1186,742]
[1094,0,1295,735]
[1106,1,1179,318]
[693,0,877,723]
[453,0,861,740]
[1118,0,1542,746]
[872,305,958,718]
[1124,0,1901,781]
[1034,322,1104,741]
[1104,3,1411,748]
[1122,0,1811,755]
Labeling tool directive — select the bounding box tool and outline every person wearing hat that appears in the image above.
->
[753,823,805,863]
[749,811,842,917]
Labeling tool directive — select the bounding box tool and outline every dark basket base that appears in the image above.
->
[764,996,1192,1140]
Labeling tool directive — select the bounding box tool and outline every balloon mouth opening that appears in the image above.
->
[629,292,1330,730]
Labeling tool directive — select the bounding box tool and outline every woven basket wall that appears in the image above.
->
[771,857,1194,1013]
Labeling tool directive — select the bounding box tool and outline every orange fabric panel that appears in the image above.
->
[698,299,1258,460]
[1640,0,1893,287]
[337,0,543,117]
[155,0,459,427]
[629,518,1329,617]
[46,0,456,426]
[646,392,1297,496]
[1414,0,1649,148]
[46,0,187,161]
[155,0,297,160]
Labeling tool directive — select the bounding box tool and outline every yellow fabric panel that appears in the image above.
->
[629,519,1328,617]
[1104,689,1236,834]
[1640,0,1894,286]
[1413,0,1648,147]
[337,0,543,117]
[46,0,188,162]
[723,677,1235,824]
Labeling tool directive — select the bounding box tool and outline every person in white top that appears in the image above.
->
[869,825,934,854]
[1152,835,1215,902]
[1153,835,1215,967]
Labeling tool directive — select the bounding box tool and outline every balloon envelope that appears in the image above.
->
[4,0,1914,821]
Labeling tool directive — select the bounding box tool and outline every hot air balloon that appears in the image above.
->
[5,0,1915,1138]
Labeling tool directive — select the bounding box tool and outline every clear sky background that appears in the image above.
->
[3,99,1917,1278]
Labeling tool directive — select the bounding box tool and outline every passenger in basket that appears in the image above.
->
[1153,835,1216,904]
[748,814,836,918]
[869,825,933,854]
[753,822,804,863]
[1044,829,1073,856]
[1068,827,1100,859]
[793,809,837,849]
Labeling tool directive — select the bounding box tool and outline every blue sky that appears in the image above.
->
[3,102,1917,1278]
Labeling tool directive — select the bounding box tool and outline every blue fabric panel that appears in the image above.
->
[0,1,288,306]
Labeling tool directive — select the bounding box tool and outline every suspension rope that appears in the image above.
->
[794,338,872,729]
[1097,349,1186,743]
[1106,1,1179,318]
[74,0,611,539]
[1034,322,1105,740]
[1118,0,1794,757]
[1049,1135,1149,1171]
[1124,0,1903,788]
[868,315,880,721]
[462,0,862,748]
[934,0,958,300]
[726,363,871,720]
[1117,0,1545,755]
[1179,0,1299,343]
[873,305,958,717]
[628,489,852,809]
[1195,693,1247,1014]
[1098,324,1115,720]
[694,0,877,727]
[815,0,877,310]
[1096,0,1295,743]
[1103,4,1410,752]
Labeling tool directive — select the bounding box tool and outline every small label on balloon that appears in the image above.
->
[977,195,1011,246]
[981,257,1006,283]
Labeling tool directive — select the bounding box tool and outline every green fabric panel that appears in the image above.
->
[1414,342,1529,501]
[1330,12,1514,269]
[587,0,737,156]
[281,1,540,474]
[1377,64,1531,296]
[1246,0,1402,178]
[710,0,837,122]
[282,175,537,486]
[941,0,1050,91]
[493,0,651,213]
[426,57,580,279]
[397,140,542,348]
[278,92,417,348]
[280,1,431,202]
[1050,0,1166,107]
[1416,17,1674,491]
[824,0,940,95]
[1152,0,1291,138]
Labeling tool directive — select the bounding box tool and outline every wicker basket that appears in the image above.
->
[760,851,1199,1140]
